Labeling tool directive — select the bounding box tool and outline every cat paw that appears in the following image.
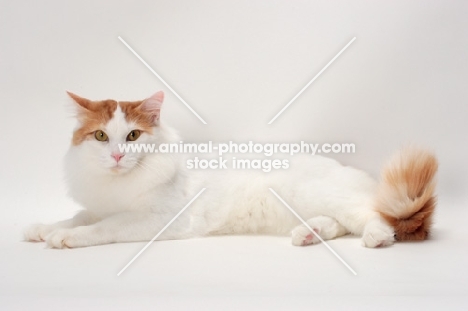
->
[45,227,92,249]
[291,226,320,246]
[361,227,395,248]
[24,224,55,242]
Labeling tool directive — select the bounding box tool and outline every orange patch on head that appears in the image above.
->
[119,101,155,133]
[68,92,118,145]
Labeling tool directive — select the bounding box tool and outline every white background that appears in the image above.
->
[1,1,468,309]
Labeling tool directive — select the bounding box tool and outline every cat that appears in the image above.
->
[24,91,437,248]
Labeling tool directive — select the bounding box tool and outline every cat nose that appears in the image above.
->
[111,153,125,162]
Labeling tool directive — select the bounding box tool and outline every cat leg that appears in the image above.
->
[24,210,96,242]
[45,211,191,249]
[361,217,395,248]
[291,216,349,246]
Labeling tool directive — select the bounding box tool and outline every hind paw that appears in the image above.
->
[291,226,320,246]
[362,225,395,248]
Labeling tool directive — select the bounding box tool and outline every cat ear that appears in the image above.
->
[67,91,92,111]
[141,91,164,123]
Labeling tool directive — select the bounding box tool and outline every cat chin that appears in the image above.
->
[108,166,133,175]
[95,162,135,175]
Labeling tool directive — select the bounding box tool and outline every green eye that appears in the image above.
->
[127,130,141,142]
[94,130,108,142]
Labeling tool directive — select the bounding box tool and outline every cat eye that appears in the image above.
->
[94,130,108,142]
[126,130,141,142]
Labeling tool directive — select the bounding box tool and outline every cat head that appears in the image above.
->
[68,91,168,174]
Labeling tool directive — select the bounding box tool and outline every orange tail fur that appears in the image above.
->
[375,148,438,241]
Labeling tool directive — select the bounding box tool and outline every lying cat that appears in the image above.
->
[24,91,437,249]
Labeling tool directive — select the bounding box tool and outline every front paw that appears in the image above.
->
[24,224,56,242]
[46,227,93,249]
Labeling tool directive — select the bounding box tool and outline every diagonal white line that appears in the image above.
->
[268,37,356,124]
[118,36,207,125]
[117,188,206,276]
[268,188,357,276]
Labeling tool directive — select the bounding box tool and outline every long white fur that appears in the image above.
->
[24,103,396,248]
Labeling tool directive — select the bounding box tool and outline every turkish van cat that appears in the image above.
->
[24,91,437,249]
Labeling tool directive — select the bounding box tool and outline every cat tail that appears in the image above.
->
[375,148,438,241]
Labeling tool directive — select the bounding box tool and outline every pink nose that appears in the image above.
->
[112,153,125,162]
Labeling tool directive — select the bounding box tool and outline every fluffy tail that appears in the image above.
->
[375,148,438,241]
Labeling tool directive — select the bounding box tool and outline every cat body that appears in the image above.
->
[24,92,437,248]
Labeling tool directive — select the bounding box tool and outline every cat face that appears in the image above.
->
[68,91,164,174]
